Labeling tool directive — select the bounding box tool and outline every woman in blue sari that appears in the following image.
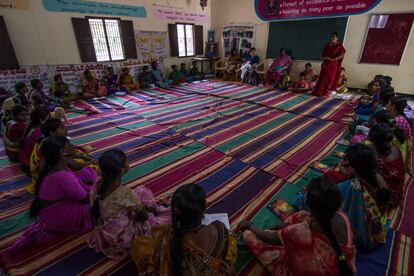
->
[338,143,391,249]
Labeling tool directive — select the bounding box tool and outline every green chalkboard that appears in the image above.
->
[266,17,348,61]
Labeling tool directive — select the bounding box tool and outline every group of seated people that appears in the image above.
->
[222,47,349,93]
[1,69,412,275]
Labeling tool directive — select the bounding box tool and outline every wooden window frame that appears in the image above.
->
[86,16,125,62]
[176,22,196,58]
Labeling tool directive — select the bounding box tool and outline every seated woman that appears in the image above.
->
[82,69,107,99]
[239,177,356,275]
[369,124,405,207]
[27,118,96,193]
[11,136,96,250]
[30,79,55,111]
[13,82,30,108]
[338,144,391,248]
[51,74,77,107]
[337,67,348,93]
[148,62,171,88]
[102,66,119,94]
[4,105,29,162]
[168,65,185,85]
[180,63,189,79]
[301,63,318,88]
[223,49,242,81]
[130,184,237,275]
[19,108,50,173]
[119,67,139,92]
[89,149,170,260]
[240,47,260,82]
[265,48,293,87]
[188,61,204,83]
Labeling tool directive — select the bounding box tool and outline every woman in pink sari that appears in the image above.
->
[239,177,356,276]
[265,48,293,87]
[313,32,346,97]
[89,149,170,260]
[11,136,96,251]
[19,108,50,174]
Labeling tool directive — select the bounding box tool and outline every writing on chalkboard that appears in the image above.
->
[360,13,414,65]
[255,0,380,21]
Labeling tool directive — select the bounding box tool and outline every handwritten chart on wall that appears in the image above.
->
[360,13,414,65]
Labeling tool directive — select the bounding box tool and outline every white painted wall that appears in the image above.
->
[0,0,211,70]
[211,0,414,94]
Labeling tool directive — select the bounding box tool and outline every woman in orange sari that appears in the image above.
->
[239,177,356,276]
[313,32,346,97]
[130,184,237,275]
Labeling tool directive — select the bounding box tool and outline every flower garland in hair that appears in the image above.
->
[200,0,207,10]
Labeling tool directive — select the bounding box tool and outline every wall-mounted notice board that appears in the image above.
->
[360,13,414,65]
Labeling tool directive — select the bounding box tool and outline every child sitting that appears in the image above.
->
[148,61,171,88]
[51,74,76,107]
[188,60,204,83]
[336,67,348,93]
[88,149,170,259]
[119,68,139,92]
[82,69,107,99]
[51,106,69,124]
[4,105,29,162]
[292,72,310,92]
[180,63,189,79]
[137,66,150,89]
[30,79,55,111]
[13,82,30,108]
[278,69,290,90]
[168,65,185,85]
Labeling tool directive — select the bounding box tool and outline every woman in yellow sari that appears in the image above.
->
[130,184,237,275]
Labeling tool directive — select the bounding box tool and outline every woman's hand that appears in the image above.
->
[238,220,252,232]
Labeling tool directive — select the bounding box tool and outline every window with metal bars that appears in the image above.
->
[176,23,195,57]
[88,18,124,62]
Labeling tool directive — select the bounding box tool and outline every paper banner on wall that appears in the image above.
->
[221,23,256,58]
[135,31,169,63]
[0,66,51,92]
[50,63,116,93]
[255,0,381,21]
[152,6,209,22]
[0,0,29,9]
[43,0,146,18]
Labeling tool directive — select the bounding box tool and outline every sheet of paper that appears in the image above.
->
[202,213,230,230]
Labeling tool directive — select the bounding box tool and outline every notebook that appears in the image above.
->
[202,213,230,230]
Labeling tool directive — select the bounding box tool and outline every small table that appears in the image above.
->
[191,57,220,73]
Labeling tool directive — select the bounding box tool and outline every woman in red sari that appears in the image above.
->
[239,177,356,276]
[313,32,346,97]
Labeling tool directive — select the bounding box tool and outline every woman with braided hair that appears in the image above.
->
[239,177,356,275]
[130,184,237,275]
[89,149,170,260]
[10,136,96,251]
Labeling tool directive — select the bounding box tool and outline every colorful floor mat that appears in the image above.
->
[0,82,412,275]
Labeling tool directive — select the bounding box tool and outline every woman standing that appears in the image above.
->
[313,32,346,97]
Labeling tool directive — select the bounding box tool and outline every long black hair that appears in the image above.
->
[23,108,49,139]
[373,110,406,144]
[30,136,68,217]
[391,96,412,126]
[345,144,391,205]
[369,123,394,156]
[91,149,127,225]
[40,118,63,137]
[170,184,206,276]
[307,177,353,276]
